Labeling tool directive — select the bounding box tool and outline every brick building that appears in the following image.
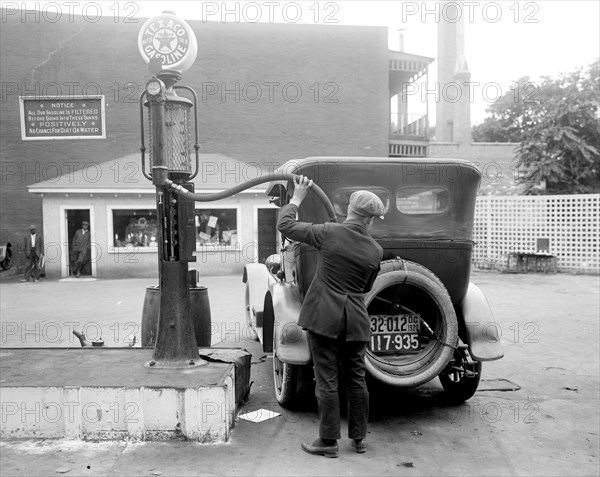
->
[0,12,397,246]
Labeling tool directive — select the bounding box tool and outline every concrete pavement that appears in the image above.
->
[0,274,248,349]
[1,270,599,476]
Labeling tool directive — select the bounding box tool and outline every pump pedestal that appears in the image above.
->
[0,347,251,442]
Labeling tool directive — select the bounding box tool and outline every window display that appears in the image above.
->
[111,208,237,250]
[194,209,237,247]
[112,209,158,247]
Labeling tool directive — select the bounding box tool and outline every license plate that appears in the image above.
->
[369,314,421,353]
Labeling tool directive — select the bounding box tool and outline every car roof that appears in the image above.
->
[281,156,481,174]
[269,156,482,193]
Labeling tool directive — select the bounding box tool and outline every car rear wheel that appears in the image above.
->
[439,345,482,404]
[364,259,458,387]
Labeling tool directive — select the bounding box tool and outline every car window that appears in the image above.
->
[396,187,450,214]
[333,187,390,217]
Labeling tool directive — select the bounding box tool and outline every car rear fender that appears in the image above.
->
[460,282,504,361]
[267,282,311,365]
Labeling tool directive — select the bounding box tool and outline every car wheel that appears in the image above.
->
[439,348,482,405]
[273,347,299,407]
[0,255,11,270]
[363,259,459,387]
[244,284,259,341]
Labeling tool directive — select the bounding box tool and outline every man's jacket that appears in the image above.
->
[23,234,44,258]
[72,229,91,252]
[278,203,383,341]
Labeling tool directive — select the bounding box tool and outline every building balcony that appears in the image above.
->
[388,48,433,158]
[389,113,429,157]
[390,113,429,139]
[389,50,433,94]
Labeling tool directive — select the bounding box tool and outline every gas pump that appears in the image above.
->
[138,12,336,369]
[138,12,203,368]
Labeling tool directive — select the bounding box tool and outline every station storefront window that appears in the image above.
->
[194,208,238,248]
[112,209,158,248]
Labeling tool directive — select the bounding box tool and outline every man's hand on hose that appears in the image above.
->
[290,175,313,207]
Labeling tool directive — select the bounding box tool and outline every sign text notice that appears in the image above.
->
[19,96,106,140]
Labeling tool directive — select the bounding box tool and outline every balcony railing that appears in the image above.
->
[388,143,427,157]
[390,113,428,138]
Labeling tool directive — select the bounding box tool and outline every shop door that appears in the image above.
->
[65,209,91,277]
[257,209,278,263]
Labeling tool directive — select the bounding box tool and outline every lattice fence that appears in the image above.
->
[473,194,600,274]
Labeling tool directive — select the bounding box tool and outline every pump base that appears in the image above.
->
[0,347,250,442]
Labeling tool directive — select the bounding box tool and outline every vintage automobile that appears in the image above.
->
[243,156,504,407]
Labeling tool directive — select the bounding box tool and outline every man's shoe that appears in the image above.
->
[352,439,367,453]
[75,272,80,278]
[20,279,28,283]
[301,439,338,458]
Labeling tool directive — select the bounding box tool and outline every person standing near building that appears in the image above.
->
[277,176,384,458]
[71,221,91,278]
[21,224,43,283]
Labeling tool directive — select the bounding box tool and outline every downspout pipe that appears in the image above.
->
[164,173,338,223]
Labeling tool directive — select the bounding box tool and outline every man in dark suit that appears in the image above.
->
[71,221,91,278]
[278,176,384,458]
[21,224,44,283]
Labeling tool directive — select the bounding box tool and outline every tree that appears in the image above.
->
[472,76,538,143]
[473,61,600,194]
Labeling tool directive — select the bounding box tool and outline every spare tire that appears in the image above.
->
[363,259,458,387]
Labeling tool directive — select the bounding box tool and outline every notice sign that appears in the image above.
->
[19,96,106,140]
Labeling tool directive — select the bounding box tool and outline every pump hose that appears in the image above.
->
[164,173,338,223]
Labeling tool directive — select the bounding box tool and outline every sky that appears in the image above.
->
[11,0,600,125]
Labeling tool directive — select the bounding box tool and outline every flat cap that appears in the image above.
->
[82,221,90,226]
[29,224,37,230]
[349,190,385,219]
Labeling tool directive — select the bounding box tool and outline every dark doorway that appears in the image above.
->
[66,209,91,277]
[257,209,278,263]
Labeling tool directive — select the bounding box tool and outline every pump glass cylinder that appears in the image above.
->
[147,98,193,181]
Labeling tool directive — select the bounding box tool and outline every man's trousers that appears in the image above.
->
[72,249,89,275]
[308,331,369,441]
[23,249,40,281]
